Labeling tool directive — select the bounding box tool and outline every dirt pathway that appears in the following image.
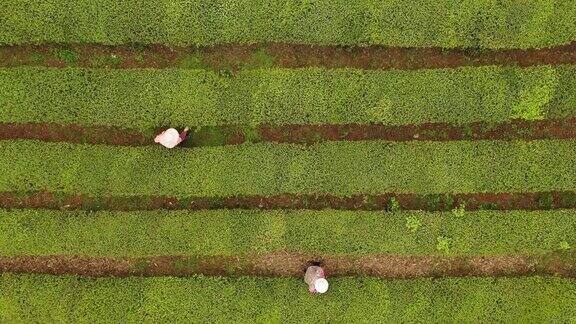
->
[1,252,574,279]
[2,42,576,71]
[1,191,574,212]
[2,118,576,148]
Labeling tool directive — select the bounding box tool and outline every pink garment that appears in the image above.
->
[154,128,188,148]
[304,266,325,293]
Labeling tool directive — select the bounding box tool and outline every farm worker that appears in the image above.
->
[154,127,189,148]
[304,265,329,294]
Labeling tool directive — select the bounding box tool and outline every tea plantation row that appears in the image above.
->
[2,275,575,322]
[1,0,575,48]
[1,140,575,196]
[1,66,575,129]
[2,209,575,256]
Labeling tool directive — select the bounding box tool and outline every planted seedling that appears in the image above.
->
[538,192,554,210]
[55,48,78,65]
[388,197,401,212]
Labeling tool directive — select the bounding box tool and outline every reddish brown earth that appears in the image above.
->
[2,118,576,148]
[0,191,574,212]
[0,122,150,146]
[266,43,576,70]
[2,42,576,70]
[1,252,574,279]
[258,118,576,144]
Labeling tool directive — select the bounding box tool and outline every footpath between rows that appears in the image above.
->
[2,42,576,71]
[2,118,576,147]
[1,252,574,279]
[1,191,575,212]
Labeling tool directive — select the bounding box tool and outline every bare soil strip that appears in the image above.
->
[1,252,574,279]
[1,42,576,71]
[2,118,576,148]
[257,118,576,144]
[0,123,150,146]
[0,191,574,212]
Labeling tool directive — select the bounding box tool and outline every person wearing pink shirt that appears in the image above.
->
[304,265,329,294]
[154,127,189,148]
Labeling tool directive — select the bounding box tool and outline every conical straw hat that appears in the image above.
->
[314,278,329,293]
[155,128,180,148]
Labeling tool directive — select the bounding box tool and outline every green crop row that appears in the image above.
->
[2,274,575,322]
[0,0,575,48]
[1,209,575,256]
[1,140,575,196]
[1,66,576,130]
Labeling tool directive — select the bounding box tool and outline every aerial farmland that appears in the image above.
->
[1,0,576,322]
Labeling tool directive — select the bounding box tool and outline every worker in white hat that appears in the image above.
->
[304,265,329,294]
[154,127,189,148]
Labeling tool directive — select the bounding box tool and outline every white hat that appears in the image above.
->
[154,128,181,148]
[314,278,329,293]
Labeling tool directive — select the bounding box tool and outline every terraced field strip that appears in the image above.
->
[1,253,575,279]
[2,275,575,322]
[2,191,576,212]
[2,118,576,147]
[3,66,576,128]
[1,140,574,196]
[2,209,575,256]
[4,43,576,70]
[1,0,575,49]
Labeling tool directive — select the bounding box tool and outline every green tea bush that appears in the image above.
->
[1,140,575,196]
[2,275,576,322]
[559,241,572,250]
[3,209,576,257]
[0,0,575,48]
[451,204,466,218]
[388,197,401,212]
[1,66,575,129]
[436,236,452,254]
[405,214,422,233]
[512,68,558,120]
[2,209,576,256]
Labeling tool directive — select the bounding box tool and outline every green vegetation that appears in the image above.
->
[1,139,575,196]
[1,0,576,321]
[2,209,576,256]
[405,215,422,233]
[560,241,572,251]
[1,0,575,48]
[53,48,78,65]
[512,68,557,120]
[389,197,402,212]
[436,236,452,254]
[1,66,576,129]
[2,274,576,322]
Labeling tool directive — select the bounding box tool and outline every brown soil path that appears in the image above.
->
[1,253,574,279]
[2,118,576,148]
[1,42,576,71]
[0,191,574,212]
[0,123,150,146]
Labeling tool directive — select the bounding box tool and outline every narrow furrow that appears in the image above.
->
[2,118,576,148]
[1,253,574,279]
[2,43,576,71]
[1,191,574,211]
